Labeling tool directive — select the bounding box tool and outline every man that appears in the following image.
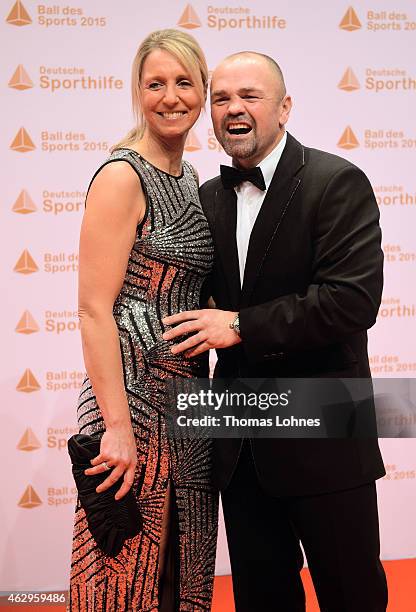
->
[163,52,387,611]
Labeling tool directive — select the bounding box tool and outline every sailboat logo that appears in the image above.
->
[15,310,40,334]
[337,126,360,149]
[18,428,41,451]
[12,190,37,214]
[338,67,360,91]
[6,1,32,26]
[10,127,36,152]
[16,369,41,393]
[9,65,34,90]
[185,129,202,152]
[14,249,39,274]
[339,7,361,31]
[177,4,202,29]
[18,485,42,508]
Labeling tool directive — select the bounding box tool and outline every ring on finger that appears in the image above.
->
[102,461,111,471]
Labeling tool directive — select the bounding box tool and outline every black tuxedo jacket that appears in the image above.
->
[199,132,385,496]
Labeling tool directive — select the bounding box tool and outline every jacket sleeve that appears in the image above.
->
[239,165,384,363]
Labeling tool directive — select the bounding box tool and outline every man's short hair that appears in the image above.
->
[224,51,286,96]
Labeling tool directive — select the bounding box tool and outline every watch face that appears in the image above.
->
[230,314,240,335]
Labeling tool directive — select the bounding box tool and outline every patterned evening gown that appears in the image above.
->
[69,149,218,611]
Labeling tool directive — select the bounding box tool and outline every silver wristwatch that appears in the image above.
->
[229,313,241,336]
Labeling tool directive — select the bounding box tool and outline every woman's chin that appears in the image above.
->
[158,128,192,142]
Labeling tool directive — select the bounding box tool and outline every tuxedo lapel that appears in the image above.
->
[213,186,241,309]
[240,133,305,306]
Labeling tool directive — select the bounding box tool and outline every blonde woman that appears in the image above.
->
[69,30,218,611]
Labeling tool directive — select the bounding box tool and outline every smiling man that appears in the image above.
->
[163,52,387,611]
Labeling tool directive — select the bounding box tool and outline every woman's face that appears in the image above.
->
[140,49,202,141]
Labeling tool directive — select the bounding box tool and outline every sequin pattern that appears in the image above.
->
[69,150,218,611]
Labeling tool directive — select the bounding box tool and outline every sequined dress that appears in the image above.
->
[69,149,218,611]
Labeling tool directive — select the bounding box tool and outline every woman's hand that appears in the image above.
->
[84,426,137,500]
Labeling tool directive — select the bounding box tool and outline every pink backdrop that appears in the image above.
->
[1,0,415,591]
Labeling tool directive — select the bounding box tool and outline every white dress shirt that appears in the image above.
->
[235,132,287,285]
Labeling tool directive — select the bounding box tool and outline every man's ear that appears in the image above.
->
[279,95,292,127]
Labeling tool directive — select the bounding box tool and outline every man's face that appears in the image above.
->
[210,56,292,168]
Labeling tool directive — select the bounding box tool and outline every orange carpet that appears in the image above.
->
[212,559,416,612]
[1,559,414,611]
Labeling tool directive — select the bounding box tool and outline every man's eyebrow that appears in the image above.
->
[211,87,263,98]
[237,87,263,95]
[211,89,228,98]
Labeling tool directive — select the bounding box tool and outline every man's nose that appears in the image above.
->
[227,97,246,115]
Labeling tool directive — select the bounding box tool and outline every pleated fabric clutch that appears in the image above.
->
[68,433,142,557]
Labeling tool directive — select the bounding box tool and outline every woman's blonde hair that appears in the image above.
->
[112,29,208,151]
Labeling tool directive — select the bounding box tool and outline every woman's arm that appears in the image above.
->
[78,160,145,500]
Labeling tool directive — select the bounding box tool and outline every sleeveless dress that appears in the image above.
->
[69,149,218,611]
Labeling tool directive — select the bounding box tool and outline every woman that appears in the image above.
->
[69,29,218,611]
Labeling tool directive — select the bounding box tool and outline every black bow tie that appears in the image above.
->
[220,164,266,191]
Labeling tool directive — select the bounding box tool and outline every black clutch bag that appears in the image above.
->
[68,433,142,557]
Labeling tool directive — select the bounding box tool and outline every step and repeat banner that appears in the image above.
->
[1,0,415,592]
